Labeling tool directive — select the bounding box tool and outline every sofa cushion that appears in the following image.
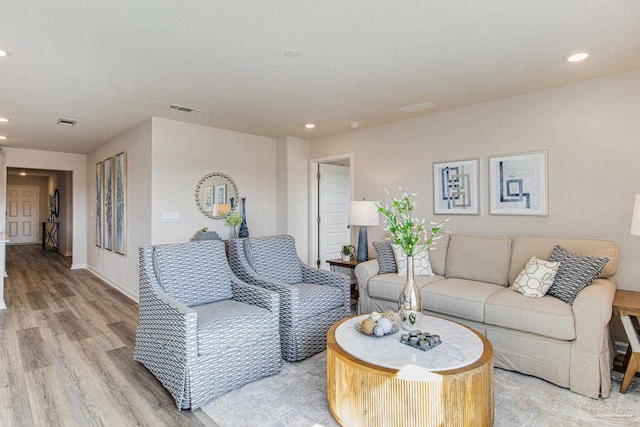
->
[293,283,344,320]
[372,241,397,274]
[154,240,232,307]
[511,257,561,298]
[192,299,271,356]
[485,288,576,340]
[421,278,504,322]
[444,235,512,286]
[508,237,619,285]
[244,235,303,284]
[368,274,445,303]
[428,232,450,276]
[547,246,609,305]
[391,244,433,276]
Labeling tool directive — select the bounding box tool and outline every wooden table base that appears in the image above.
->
[327,320,494,427]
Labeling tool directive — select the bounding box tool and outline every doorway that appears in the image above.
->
[310,154,353,270]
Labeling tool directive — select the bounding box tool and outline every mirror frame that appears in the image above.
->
[194,172,239,219]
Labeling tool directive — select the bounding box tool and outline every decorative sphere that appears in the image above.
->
[360,318,376,335]
[369,311,382,321]
[373,325,385,336]
[376,318,393,334]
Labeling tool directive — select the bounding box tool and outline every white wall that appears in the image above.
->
[150,117,277,244]
[276,136,310,263]
[87,119,152,300]
[310,69,640,291]
[2,148,87,269]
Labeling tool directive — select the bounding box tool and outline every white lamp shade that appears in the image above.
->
[631,194,640,236]
[349,201,380,226]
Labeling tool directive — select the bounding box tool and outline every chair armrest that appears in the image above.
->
[231,277,280,319]
[354,260,380,297]
[301,265,350,308]
[138,247,198,361]
[572,278,616,352]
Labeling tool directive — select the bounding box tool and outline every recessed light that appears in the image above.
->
[564,51,591,62]
[349,122,360,129]
[0,48,11,57]
[0,136,7,140]
[19,172,26,176]
[284,50,301,58]
[0,118,9,122]
[305,123,315,129]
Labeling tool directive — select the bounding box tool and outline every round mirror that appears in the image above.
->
[195,172,239,219]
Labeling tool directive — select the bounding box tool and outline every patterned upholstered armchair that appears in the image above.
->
[228,235,351,362]
[134,240,281,410]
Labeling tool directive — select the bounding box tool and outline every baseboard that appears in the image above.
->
[86,266,139,303]
[0,299,6,310]
[58,249,72,257]
[71,263,87,270]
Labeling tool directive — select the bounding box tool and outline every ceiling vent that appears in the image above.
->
[57,118,78,126]
[398,102,436,114]
[169,104,204,113]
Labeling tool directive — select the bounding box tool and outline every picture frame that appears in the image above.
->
[96,161,103,247]
[103,157,113,251]
[203,186,214,212]
[114,151,127,255]
[489,151,548,216]
[433,158,479,215]
[215,184,227,204]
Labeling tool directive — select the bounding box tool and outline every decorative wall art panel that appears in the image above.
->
[114,152,127,255]
[433,158,479,215]
[96,162,103,247]
[103,157,113,251]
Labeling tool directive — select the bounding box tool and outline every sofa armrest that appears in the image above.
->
[572,278,616,352]
[231,277,280,320]
[354,260,380,296]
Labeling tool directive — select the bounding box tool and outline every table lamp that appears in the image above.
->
[349,200,380,262]
[631,195,640,236]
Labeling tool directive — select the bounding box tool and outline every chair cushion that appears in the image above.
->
[192,299,272,356]
[244,236,303,284]
[372,241,397,274]
[294,283,344,320]
[368,274,445,303]
[485,288,576,340]
[154,241,232,306]
[547,245,609,305]
[421,278,504,322]
[444,235,512,286]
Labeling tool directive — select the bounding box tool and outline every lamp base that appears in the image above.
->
[357,226,369,262]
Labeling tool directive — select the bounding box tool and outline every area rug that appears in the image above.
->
[201,352,640,427]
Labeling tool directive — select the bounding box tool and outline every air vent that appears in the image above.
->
[169,104,204,113]
[57,118,78,126]
[398,102,436,114]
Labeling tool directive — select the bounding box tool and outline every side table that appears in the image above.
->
[42,221,59,252]
[613,289,640,393]
[327,258,373,305]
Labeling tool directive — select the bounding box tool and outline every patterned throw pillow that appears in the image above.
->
[391,244,434,277]
[547,245,609,305]
[372,241,397,274]
[511,257,561,298]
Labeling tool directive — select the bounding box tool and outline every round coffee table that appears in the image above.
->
[326,314,494,426]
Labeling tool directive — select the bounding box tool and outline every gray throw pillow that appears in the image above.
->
[547,245,608,305]
[372,241,397,274]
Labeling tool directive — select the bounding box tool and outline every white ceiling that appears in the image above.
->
[1,1,639,154]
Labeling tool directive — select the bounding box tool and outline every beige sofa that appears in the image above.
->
[355,234,619,398]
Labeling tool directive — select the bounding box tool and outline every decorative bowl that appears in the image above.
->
[354,322,399,337]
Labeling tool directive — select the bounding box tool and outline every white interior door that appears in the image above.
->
[6,185,40,244]
[318,164,351,270]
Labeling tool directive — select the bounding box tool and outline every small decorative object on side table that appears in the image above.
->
[327,257,372,306]
[612,289,640,393]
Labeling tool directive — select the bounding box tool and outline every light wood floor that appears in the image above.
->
[0,244,219,427]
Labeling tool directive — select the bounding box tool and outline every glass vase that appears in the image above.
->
[398,255,423,330]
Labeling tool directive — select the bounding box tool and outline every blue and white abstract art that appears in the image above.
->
[433,158,479,215]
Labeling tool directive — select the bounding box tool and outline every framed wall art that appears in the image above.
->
[103,157,113,251]
[433,158,479,215]
[96,161,103,247]
[114,151,127,255]
[489,151,548,216]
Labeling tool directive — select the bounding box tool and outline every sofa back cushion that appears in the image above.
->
[153,240,232,307]
[508,237,619,285]
[244,235,303,284]
[444,235,512,286]
[428,232,450,276]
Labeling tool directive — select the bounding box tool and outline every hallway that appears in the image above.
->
[0,245,216,426]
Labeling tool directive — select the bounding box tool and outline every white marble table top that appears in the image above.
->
[335,314,484,372]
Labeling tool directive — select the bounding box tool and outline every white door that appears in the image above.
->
[318,164,351,270]
[6,185,40,244]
